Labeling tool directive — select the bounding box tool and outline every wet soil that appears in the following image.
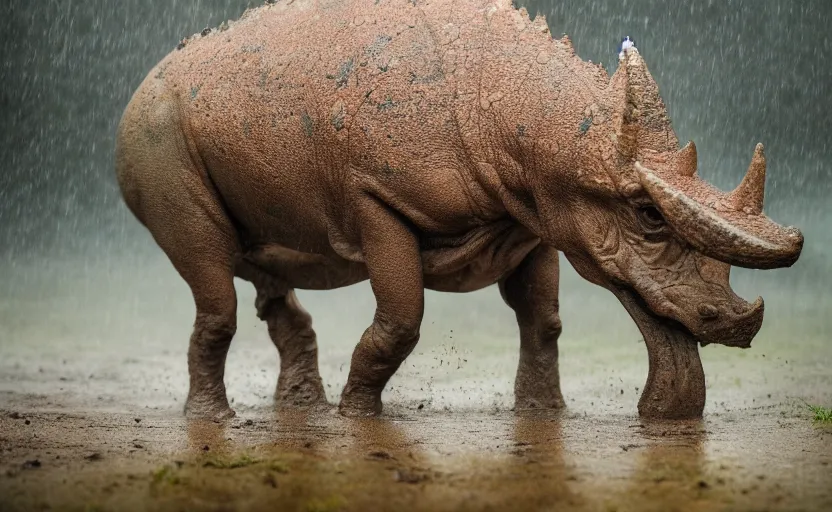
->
[1,256,830,510]
[1,407,830,511]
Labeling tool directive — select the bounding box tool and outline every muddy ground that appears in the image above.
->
[1,254,830,511]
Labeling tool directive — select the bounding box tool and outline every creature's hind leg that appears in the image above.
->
[237,264,327,408]
[143,203,240,421]
[499,245,565,410]
[116,87,239,421]
[140,207,240,420]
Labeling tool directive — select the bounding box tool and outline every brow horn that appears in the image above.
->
[676,140,698,177]
[727,143,766,215]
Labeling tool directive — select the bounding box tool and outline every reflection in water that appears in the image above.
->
[174,412,709,510]
[343,416,415,454]
[166,412,805,511]
[605,419,711,512]
[263,408,421,459]
[513,409,565,446]
[507,411,584,509]
[185,419,231,454]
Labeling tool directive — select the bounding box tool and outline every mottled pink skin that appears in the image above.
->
[115,0,802,420]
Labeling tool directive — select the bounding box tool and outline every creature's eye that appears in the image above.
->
[637,205,666,233]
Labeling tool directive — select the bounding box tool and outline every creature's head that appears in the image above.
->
[540,47,804,347]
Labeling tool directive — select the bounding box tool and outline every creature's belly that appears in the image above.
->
[421,221,540,292]
[241,244,369,290]
[242,221,539,293]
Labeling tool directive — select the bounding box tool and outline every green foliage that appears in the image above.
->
[267,460,290,473]
[151,465,181,486]
[202,453,261,469]
[807,403,832,423]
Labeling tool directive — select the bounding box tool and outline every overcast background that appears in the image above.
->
[0,0,829,412]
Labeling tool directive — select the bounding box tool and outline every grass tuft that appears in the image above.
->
[807,403,832,424]
[151,465,181,486]
[201,452,292,472]
[202,453,262,469]
[267,460,290,473]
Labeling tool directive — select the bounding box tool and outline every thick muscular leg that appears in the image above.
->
[499,245,565,410]
[182,267,238,421]
[136,177,239,421]
[339,194,424,417]
[116,84,239,421]
[248,274,326,408]
[144,199,239,421]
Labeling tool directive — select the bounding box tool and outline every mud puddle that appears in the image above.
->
[1,405,830,511]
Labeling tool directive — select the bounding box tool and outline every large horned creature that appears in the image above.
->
[115,0,803,420]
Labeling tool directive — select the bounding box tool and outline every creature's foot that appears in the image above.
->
[275,372,328,409]
[514,390,566,411]
[338,385,383,417]
[184,394,236,422]
[514,356,566,411]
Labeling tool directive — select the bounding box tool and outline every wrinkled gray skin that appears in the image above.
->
[114,0,804,421]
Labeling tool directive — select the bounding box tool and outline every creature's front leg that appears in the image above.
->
[339,193,424,417]
[499,245,566,410]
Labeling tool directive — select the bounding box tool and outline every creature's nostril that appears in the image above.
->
[698,303,719,319]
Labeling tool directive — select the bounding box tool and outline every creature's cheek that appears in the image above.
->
[629,238,685,268]
[603,244,636,284]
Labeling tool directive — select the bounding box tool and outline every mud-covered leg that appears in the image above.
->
[339,194,424,417]
[115,82,240,421]
[183,276,238,421]
[253,284,327,408]
[499,245,565,410]
[144,199,239,421]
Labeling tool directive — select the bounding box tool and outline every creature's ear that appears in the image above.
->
[609,48,679,160]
